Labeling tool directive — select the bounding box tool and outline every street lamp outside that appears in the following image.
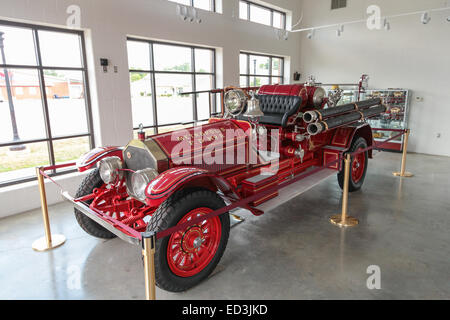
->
[0,31,26,151]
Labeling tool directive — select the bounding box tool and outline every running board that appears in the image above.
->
[234,168,337,215]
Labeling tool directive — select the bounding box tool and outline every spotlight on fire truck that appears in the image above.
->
[224,89,247,117]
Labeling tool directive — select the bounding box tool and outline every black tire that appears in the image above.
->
[74,169,116,239]
[337,136,368,192]
[147,189,230,292]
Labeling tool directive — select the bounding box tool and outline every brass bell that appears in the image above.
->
[243,91,264,119]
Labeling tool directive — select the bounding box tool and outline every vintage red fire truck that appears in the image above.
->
[67,76,385,292]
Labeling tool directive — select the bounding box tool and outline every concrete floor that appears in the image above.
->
[0,152,449,300]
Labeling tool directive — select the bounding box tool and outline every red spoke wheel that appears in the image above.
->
[167,208,222,277]
[337,137,368,192]
[351,149,366,183]
[147,189,230,292]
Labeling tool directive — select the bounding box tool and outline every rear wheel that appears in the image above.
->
[147,189,230,292]
[337,136,368,192]
[74,169,116,239]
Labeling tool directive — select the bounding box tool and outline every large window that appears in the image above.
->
[127,39,216,135]
[239,1,286,29]
[0,21,93,186]
[240,52,284,87]
[168,0,217,12]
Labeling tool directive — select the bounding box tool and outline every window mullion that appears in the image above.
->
[269,57,272,84]
[79,34,95,149]
[191,48,198,122]
[212,49,217,114]
[33,28,56,171]
[149,43,158,134]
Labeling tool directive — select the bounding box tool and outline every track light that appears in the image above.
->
[176,4,201,23]
[421,12,431,24]
[383,18,391,31]
[336,25,344,36]
[176,4,187,20]
[307,29,315,39]
[191,8,202,23]
[276,29,288,40]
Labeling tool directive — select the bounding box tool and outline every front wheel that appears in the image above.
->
[74,169,117,239]
[337,136,368,192]
[147,189,230,292]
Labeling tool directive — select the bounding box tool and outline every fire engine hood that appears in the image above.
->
[123,119,249,175]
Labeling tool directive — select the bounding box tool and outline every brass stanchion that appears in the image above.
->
[393,129,413,177]
[330,154,359,227]
[230,212,245,228]
[32,167,66,251]
[142,231,156,300]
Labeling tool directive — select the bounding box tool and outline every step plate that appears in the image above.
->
[258,168,336,212]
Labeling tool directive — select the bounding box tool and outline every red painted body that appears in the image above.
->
[75,84,374,236]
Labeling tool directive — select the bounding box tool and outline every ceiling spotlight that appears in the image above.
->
[446,16,450,22]
[383,18,391,31]
[307,29,315,39]
[276,29,289,41]
[421,12,431,24]
[176,4,188,20]
[191,8,202,23]
[336,25,344,37]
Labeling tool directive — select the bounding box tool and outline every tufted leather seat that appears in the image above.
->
[239,94,303,127]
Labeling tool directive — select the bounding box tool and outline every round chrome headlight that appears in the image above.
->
[97,156,123,184]
[224,89,247,116]
[312,87,326,107]
[130,168,159,201]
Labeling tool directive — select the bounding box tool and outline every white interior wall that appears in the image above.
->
[299,0,450,157]
[0,0,303,218]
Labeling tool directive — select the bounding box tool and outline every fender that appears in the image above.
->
[77,146,123,172]
[330,124,374,158]
[144,166,242,210]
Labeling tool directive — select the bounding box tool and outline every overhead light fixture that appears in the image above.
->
[307,29,315,39]
[336,25,344,36]
[383,18,391,31]
[176,4,201,23]
[446,16,450,22]
[421,12,431,24]
[191,8,202,23]
[276,29,289,40]
[176,4,188,20]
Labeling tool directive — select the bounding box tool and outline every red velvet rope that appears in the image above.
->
[36,130,408,243]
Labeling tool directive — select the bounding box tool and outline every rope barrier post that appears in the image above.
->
[32,167,66,251]
[142,231,156,300]
[393,129,414,178]
[330,154,359,227]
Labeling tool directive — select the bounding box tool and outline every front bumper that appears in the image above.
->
[62,191,141,246]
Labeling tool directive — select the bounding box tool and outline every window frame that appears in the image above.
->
[127,38,217,134]
[169,0,217,12]
[331,0,347,10]
[239,0,287,30]
[0,19,94,187]
[240,51,284,87]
